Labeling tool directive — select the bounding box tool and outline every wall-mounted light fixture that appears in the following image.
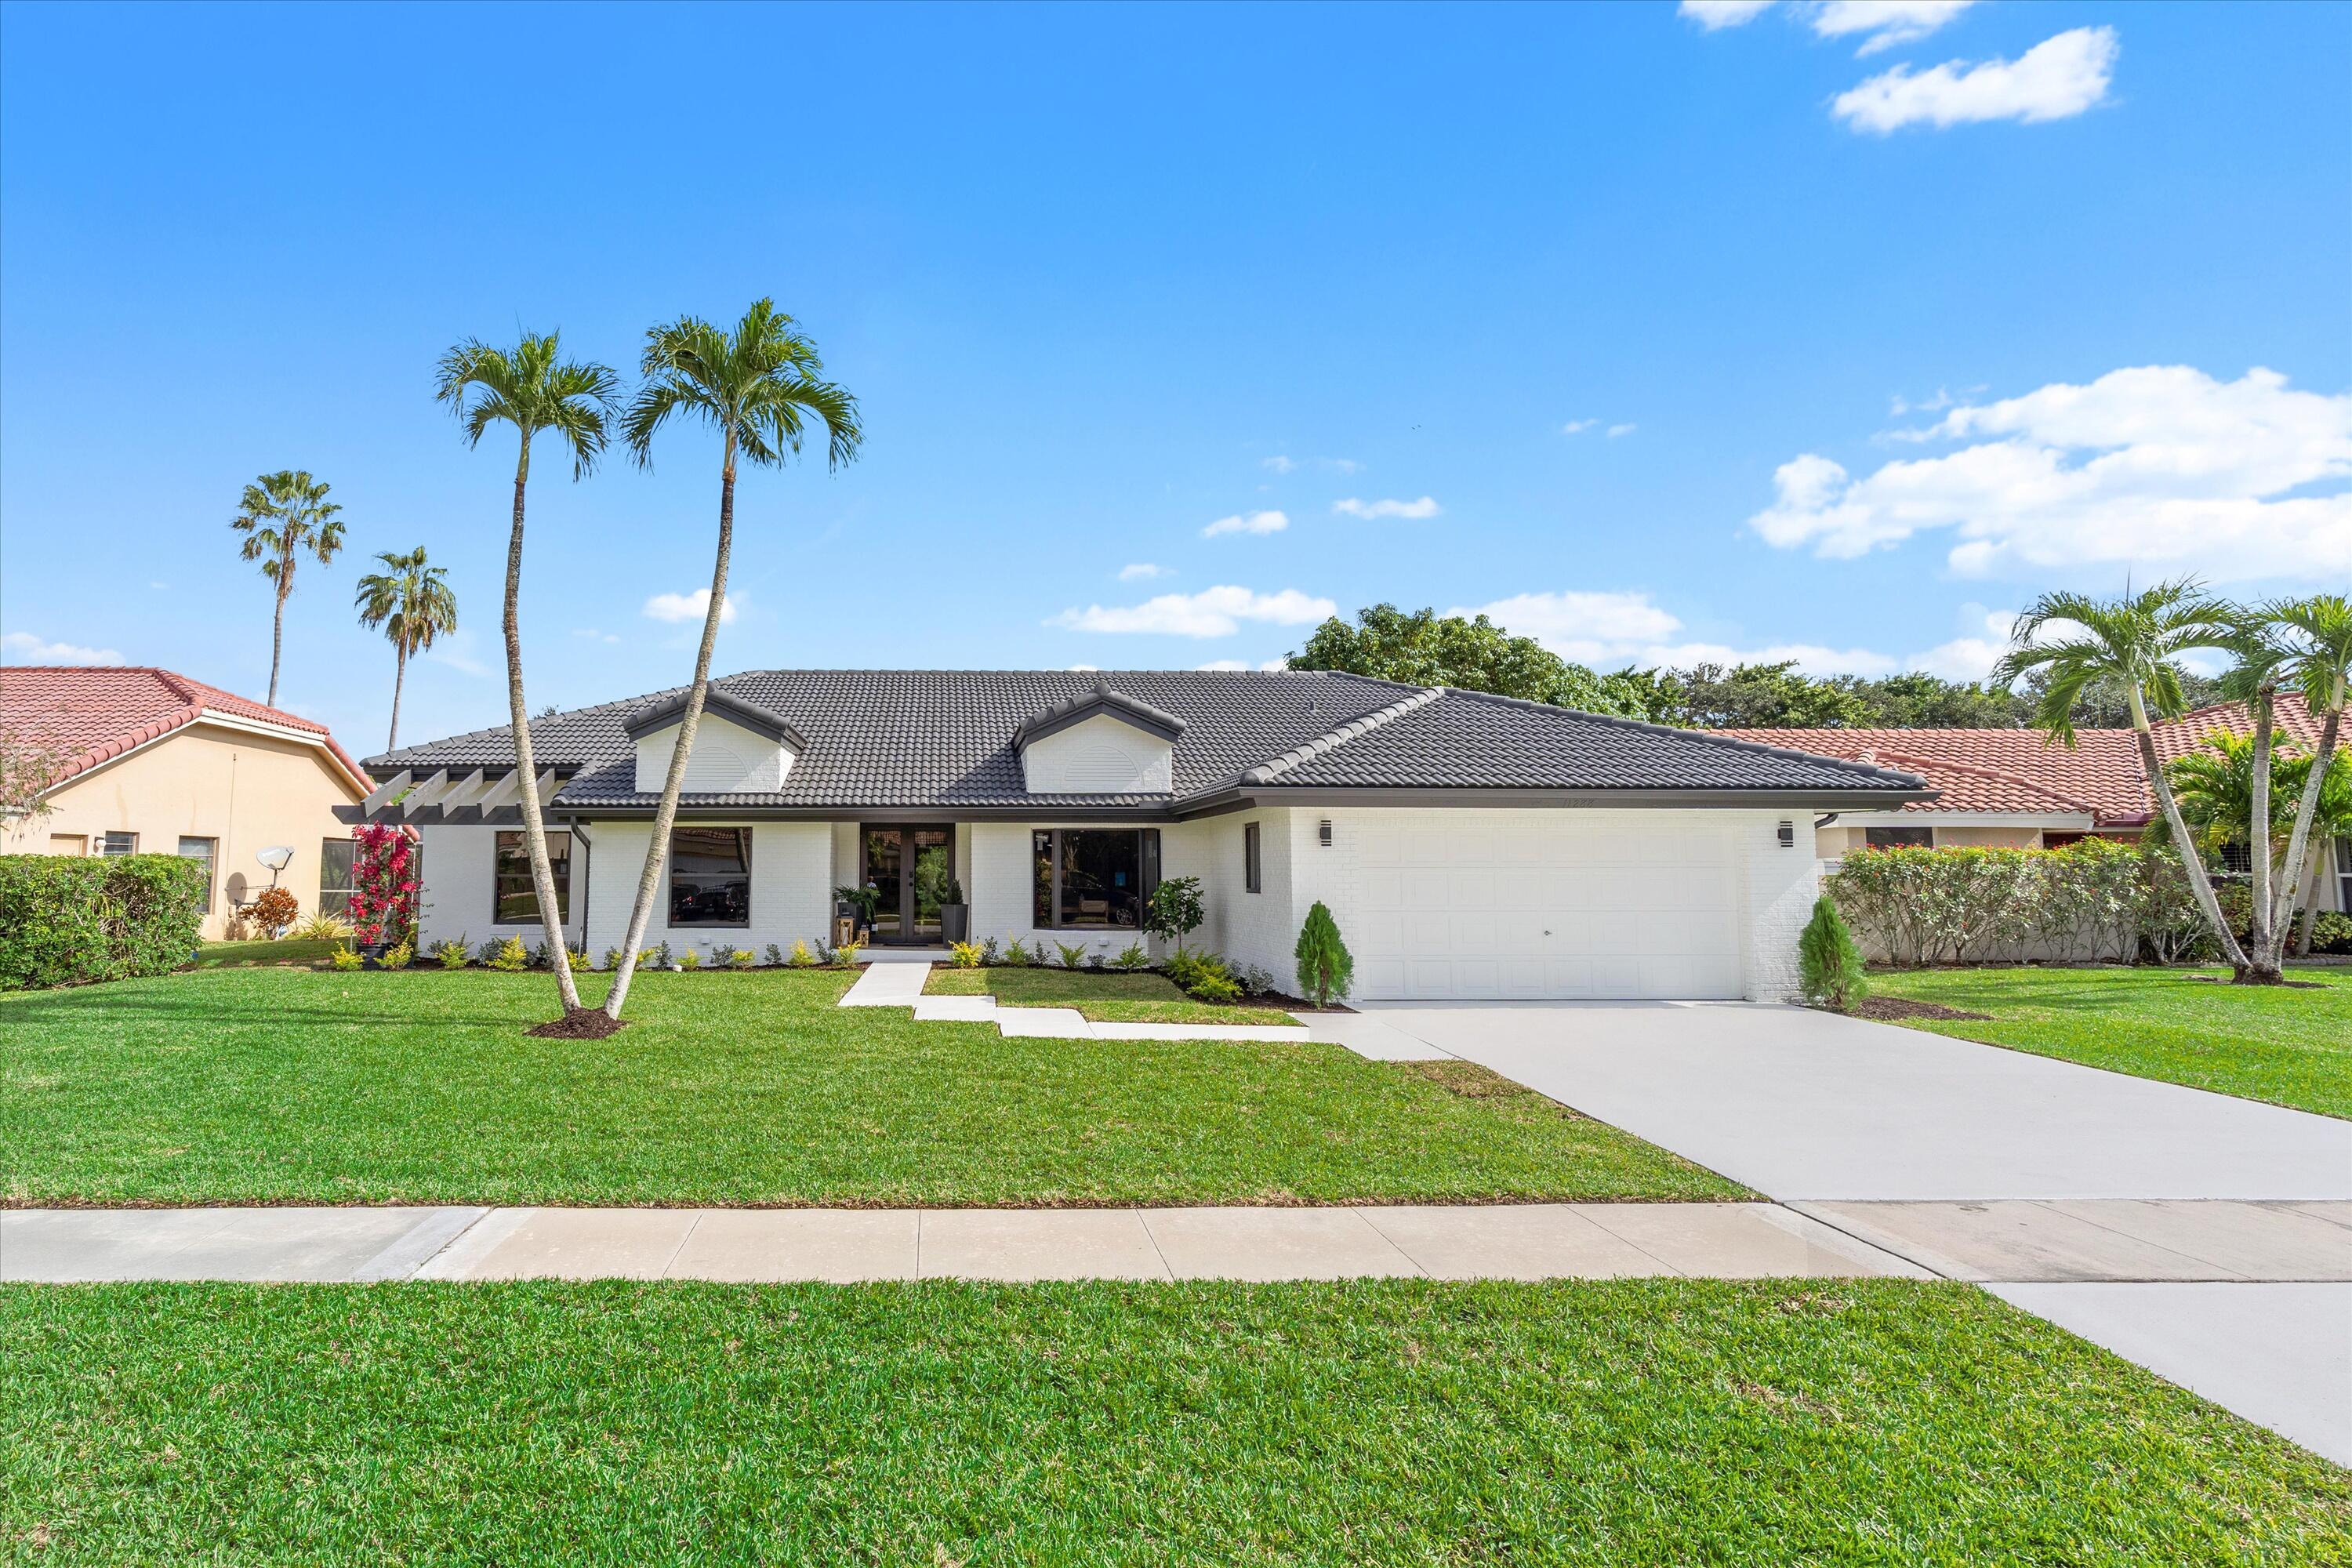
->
[1777,821,1795,848]
[1318,818,1334,848]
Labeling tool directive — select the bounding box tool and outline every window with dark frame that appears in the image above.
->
[98,832,137,856]
[668,826,750,927]
[1243,821,1261,894]
[494,829,572,924]
[1864,826,1934,850]
[319,837,358,916]
[177,837,217,911]
[1029,828,1159,928]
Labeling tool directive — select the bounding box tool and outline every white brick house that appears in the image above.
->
[347,670,1926,1001]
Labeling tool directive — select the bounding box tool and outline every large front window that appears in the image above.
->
[494,830,571,924]
[670,827,750,927]
[1032,828,1158,928]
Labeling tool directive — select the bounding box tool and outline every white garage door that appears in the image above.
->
[1352,817,1745,1000]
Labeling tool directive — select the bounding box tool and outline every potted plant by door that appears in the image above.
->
[938,878,970,945]
[835,884,881,942]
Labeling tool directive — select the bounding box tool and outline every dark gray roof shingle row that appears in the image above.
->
[368,667,1925,810]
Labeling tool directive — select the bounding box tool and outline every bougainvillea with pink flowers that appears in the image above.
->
[346,825,418,947]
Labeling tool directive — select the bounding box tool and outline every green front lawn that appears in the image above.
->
[1867,964,2352,1119]
[5,1280,2342,1564]
[926,963,1281,1025]
[0,967,1737,1207]
[193,938,342,969]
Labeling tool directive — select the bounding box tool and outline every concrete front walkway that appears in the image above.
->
[839,959,1313,1043]
[2,1202,1929,1284]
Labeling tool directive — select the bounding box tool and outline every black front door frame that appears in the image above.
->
[861,822,955,945]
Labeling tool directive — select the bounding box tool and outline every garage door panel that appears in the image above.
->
[1353,815,1748,1000]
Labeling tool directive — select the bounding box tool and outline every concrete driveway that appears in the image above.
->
[1355,1000,2352,1202]
[1352,999,2352,1462]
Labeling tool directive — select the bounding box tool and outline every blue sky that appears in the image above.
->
[3,0,2346,754]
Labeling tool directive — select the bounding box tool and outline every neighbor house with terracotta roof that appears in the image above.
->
[2,666,371,938]
[1726,691,2349,916]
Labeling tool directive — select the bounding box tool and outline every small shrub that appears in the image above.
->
[1294,902,1353,1007]
[1189,972,1243,1002]
[485,936,528,972]
[833,939,865,968]
[638,948,660,968]
[653,941,675,970]
[787,940,818,968]
[380,940,415,971]
[949,940,985,969]
[678,947,702,971]
[1797,895,1867,1011]
[1163,948,1210,991]
[568,946,593,972]
[728,948,756,970]
[528,941,554,971]
[1236,962,1276,996]
[2307,910,2352,956]
[1111,942,1149,971]
[328,946,365,971]
[602,947,625,970]
[764,943,786,967]
[247,886,299,936]
[295,911,350,942]
[980,937,1000,964]
[1054,942,1087,971]
[433,938,470,970]
[1002,938,1031,967]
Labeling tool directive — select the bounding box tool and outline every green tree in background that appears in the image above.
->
[353,546,459,751]
[230,470,345,707]
[1288,604,1651,717]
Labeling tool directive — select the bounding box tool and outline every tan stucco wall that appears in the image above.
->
[1816,822,2057,855]
[3,722,364,938]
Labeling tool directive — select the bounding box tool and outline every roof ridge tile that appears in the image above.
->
[1241,686,1446,782]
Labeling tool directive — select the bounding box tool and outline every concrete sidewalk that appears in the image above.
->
[840,959,1315,1043]
[3,1202,1929,1284]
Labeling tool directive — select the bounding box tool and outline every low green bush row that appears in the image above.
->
[0,853,209,991]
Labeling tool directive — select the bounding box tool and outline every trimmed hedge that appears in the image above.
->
[1827,839,2212,967]
[0,853,209,991]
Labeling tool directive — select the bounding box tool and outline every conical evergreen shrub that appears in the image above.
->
[1798,894,1867,1011]
[1294,901,1354,1007]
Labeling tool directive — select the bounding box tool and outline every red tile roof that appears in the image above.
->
[0,666,368,796]
[1725,693,2338,829]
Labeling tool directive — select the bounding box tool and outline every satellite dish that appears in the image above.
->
[256,845,294,871]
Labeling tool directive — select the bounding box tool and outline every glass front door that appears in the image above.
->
[862,825,954,944]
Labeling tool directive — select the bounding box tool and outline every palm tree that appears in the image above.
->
[230,470,345,706]
[354,547,459,751]
[1991,581,2255,978]
[434,333,619,1017]
[2267,594,2352,961]
[600,300,862,1021]
[2212,615,2293,968]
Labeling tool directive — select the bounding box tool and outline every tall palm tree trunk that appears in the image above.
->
[502,438,583,1012]
[2272,705,2340,966]
[2246,691,2275,978]
[387,644,407,753]
[269,567,290,708]
[2132,688,2256,980]
[605,430,739,1020]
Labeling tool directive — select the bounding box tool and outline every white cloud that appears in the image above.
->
[1203,509,1289,539]
[1116,562,1169,582]
[1324,458,1364,476]
[1834,26,2117,133]
[1332,495,1442,521]
[1563,419,1600,435]
[1261,456,1297,474]
[1748,365,2352,583]
[1679,0,1774,30]
[1813,0,1976,56]
[1051,586,1338,638]
[1195,658,1290,672]
[1,630,124,666]
[642,588,739,625]
[1606,423,1637,439]
[423,627,492,677]
[571,627,622,644]
[1456,591,1684,656]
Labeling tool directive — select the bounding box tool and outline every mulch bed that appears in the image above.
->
[1846,996,1994,1023]
[525,1009,633,1040]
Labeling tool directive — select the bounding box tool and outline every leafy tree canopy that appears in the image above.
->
[1287,604,1652,718]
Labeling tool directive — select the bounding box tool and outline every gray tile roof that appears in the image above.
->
[367,668,1926,812]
